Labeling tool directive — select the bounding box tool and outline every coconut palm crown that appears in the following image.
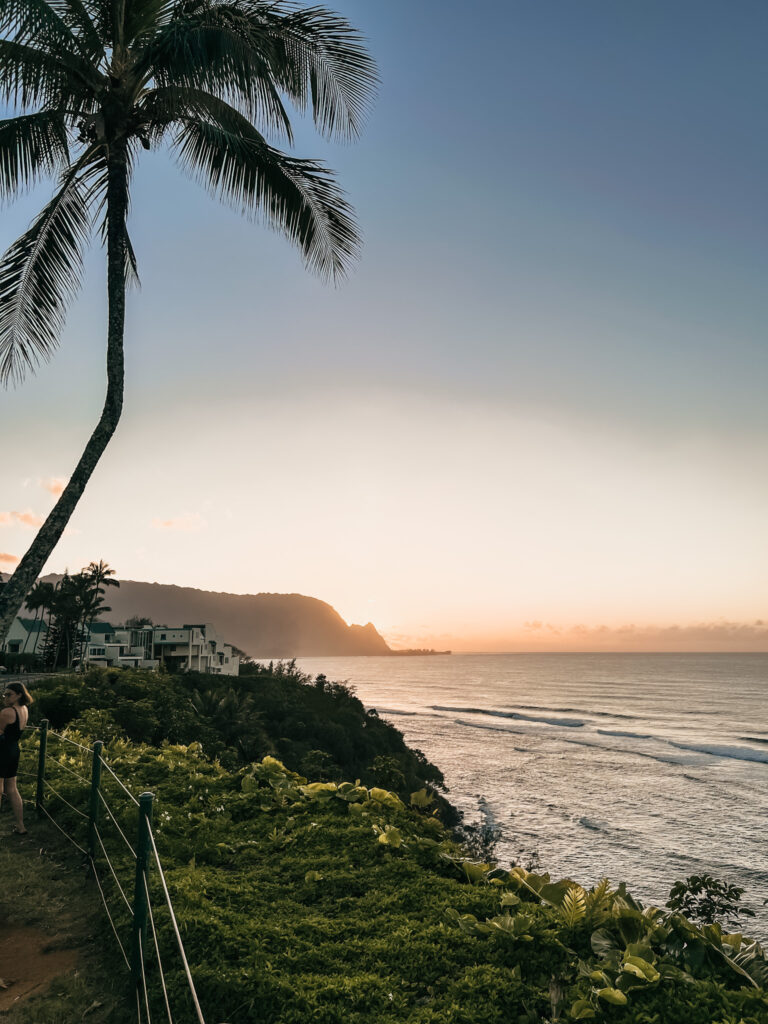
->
[0,0,377,641]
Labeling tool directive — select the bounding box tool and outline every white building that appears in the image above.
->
[4,617,240,676]
[3,616,46,656]
[86,622,239,675]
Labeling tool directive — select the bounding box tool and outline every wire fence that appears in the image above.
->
[19,720,207,1024]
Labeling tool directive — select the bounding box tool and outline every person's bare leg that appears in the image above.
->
[4,778,26,833]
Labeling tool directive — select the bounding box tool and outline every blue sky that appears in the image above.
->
[1,1,767,650]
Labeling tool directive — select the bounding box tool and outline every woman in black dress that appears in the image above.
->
[0,682,32,834]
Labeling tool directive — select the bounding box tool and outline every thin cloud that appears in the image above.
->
[0,511,45,529]
[151,513,207,533]
[529,620,768,652]
[13,510,44,528]
[41,477,67,496]
[0,553,19,566]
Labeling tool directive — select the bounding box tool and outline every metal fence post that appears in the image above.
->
[131,791,154,986]
[36,719,48,818]
[88,740,103,860]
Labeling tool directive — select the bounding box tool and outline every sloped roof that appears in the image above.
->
[16,617,46,633]
[88,622,116,634]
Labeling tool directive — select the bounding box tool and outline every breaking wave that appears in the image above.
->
[432,706,585,727]
[668,741,768,765]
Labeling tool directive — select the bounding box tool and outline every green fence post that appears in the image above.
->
[131,791,154,987]
[36,719,48,818]
[88,740,103,861]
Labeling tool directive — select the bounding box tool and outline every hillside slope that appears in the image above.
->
[43,576,391,657]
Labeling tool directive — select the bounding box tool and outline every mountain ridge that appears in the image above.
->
[42,575,391,658]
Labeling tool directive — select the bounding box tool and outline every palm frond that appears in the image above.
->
[0,111,70,200]
[122,227,140,288]
[50,0,107,62]
[0,171,92,385]
[0,0,91,59]
[139,13,294,139]
[247,1,378,140]
[173,111,359,279]
[124,0,192,44]
[0,38,101,110]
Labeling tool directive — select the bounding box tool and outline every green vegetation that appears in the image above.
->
[32,663,455,821]
[38,561,118,671]
[17,726,768,1024]
[9,665,765,1023]
[666,875,757,930]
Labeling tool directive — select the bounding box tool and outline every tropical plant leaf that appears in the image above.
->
[53,0,106,62]
[0,171,91,383]
[141,16,295,138]
[0,0,91,59]
[173,114,359,279]
[561,885,587,927]
[0,34,102,109]
[251,1,379,139]
[0,110,70,198]
[596,987,627,1006]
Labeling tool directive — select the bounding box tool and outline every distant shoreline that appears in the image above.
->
[388,649,452,656]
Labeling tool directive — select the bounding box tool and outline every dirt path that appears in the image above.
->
[0,926,79,1011]
[0,822,132,1023]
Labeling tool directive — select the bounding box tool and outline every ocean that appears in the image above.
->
[293,652,768,938]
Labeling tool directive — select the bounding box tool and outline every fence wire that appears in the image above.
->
[147,825,207,1024]
[144,871,175,1024]
[98,789,138,858]
[37,803,88,857]
[21,727,207,1024]
[42,779,89,819]
[99,756,140,805]
[93,824,134,914]
[90,856,131,970]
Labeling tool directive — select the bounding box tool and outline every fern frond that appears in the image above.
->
[561,885,588,927]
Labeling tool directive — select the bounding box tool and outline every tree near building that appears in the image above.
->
[0,0,377,642]
[41,562,119,669]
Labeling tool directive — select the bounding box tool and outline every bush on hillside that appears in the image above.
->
[30,663,457,822]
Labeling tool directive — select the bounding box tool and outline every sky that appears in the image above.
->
[1,1,767,652]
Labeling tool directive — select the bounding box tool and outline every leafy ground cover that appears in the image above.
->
[16,726,768,1024]
[31,664,456,822]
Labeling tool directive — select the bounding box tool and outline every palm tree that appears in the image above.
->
[0,0,377,643]
[78,559,119,665]
[21,578,49,653]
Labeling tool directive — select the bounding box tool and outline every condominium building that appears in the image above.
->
[4,618,240,675]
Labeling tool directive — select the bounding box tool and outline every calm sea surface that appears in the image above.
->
[293,653,768,937]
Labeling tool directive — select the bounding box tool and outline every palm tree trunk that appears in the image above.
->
[0,147,128,646]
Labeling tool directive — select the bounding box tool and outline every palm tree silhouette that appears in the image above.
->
[0,0,377,641]
[21,578,51,653]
